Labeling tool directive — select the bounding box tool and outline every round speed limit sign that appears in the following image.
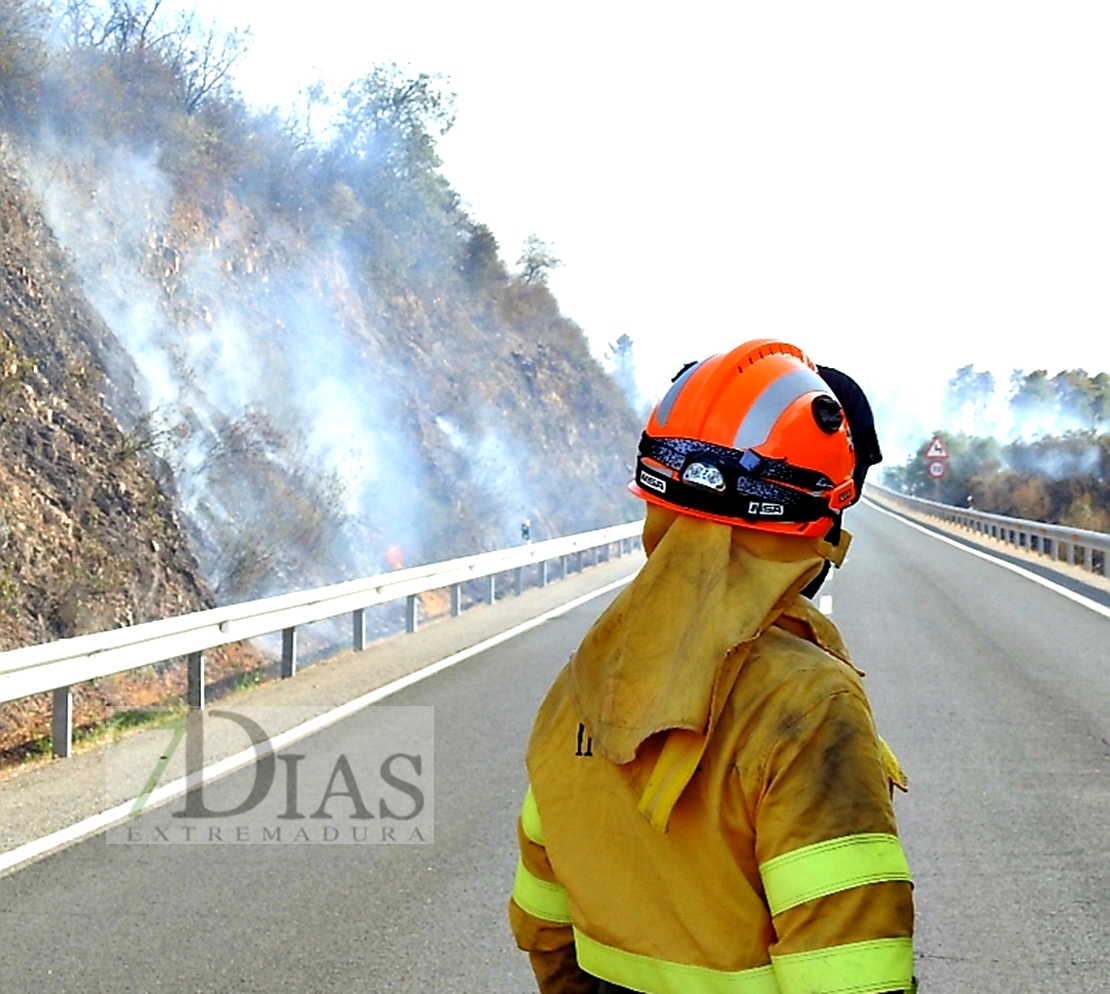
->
[927,460,947,480]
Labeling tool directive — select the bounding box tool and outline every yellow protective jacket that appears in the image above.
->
[509,508,914,994]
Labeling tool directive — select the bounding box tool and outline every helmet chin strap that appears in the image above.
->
[801,514,843,600]
[800,561,832,600]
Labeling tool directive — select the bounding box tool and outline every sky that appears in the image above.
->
[178,0,1110,459]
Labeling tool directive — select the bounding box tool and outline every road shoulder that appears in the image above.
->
[865,490,1110,605]
[0,551,643,866]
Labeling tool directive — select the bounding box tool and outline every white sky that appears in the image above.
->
[182,0,1110,459]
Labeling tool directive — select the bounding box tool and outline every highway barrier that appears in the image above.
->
[0,521,644,758]
[869,483,1109,580]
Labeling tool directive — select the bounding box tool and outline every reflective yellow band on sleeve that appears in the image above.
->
[772,936,914,994]
[512,859,571,924]
[574,928,781,994]
[521,786,544,846]
[759,833,912,916]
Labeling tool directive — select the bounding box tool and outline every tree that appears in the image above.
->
[605,333,640,409]
[944,364,995,432]
[1090,372,1110,429]
[338,64,455,176]
[1009,368,1056,432]
[517,235,560,285]
[0,0,46,125]
[1010,368,1110,434]
[56,0,248,114]
[460,221,503,287]
[1052,368,1102,429]
[165,11,250,115]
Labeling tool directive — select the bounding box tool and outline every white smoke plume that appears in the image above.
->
[26,136,440,598]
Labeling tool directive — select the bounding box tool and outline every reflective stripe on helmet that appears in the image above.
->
[635,340,859,536]
[574,928,781,994]
[758,833,912,916]
[772,937,915,994]
[512,859,572,923]
[733,367,833,450]
[656,359,705,429]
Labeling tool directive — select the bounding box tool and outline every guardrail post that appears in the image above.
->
[51,686,73,758]
[352,609,366,652]
[451,583,462,616]
[514,567,523,596]
[560,555,567,578]
[282,627,297,678]
[539,561,548,587]
[187,651,205,710]
[485,574,496,604]
[406,594,419,633]
[1084,545,1094,572]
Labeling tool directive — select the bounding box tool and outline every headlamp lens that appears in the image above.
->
[682,461,726,493]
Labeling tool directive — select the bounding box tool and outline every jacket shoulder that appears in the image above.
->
[745,623,867,704]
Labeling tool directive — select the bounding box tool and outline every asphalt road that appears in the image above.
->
[2,501,1109,993]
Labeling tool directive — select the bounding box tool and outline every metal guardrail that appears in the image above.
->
[869,483,1110,578]
[0,521,643,758]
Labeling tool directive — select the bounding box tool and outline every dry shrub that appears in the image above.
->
[1061,494,1110,532]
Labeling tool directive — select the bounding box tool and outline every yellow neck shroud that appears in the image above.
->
[570,507,849,830]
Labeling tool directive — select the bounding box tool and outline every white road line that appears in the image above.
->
[0,573,635,877]
[864,497,1110,621]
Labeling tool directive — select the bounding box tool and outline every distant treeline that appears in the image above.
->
[946,364,1110,436]
[885,430,1110,532]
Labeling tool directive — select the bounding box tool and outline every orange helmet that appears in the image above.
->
[630,339,875,537]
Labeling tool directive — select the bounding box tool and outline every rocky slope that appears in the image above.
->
[0,10,642,758]
[0,136,210,646]
[0,137,266,758]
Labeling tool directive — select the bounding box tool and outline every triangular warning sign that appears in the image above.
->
[926,436,949,459]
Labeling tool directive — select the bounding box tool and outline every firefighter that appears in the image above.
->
[509,339,915,994]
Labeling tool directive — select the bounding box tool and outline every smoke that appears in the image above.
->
[18,121,640,605]
[24,136,437,597]
[0,12,645,614]
[1004,438,1102,482]
[872,359,1109,469]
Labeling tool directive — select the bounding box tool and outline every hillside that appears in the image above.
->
[0,2,641,598]
[0,135,213,643]
[0,1,641,754]
[0,135,272,757]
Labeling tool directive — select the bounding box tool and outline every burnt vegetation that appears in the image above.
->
[0,0,640,754]
[886,367,1110,531]
[0,0,639,596]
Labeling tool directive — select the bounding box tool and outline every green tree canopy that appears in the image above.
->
[338,64,455,177]
[517,235,560,285]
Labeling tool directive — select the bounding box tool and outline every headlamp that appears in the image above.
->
[681,461,726,493]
